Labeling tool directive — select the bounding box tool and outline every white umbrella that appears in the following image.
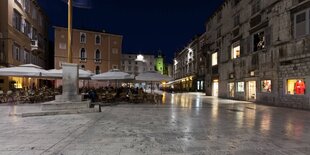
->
[91,69,134,88]
[0,64,47,77]
[135,71,173,93]
[42,69,94,79]
[91,69,133,80]
[135,71,172,82]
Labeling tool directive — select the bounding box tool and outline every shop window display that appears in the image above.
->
[228,83,235,97]
[287,79,306,95]
[237,82,244,92]
[261,80,271,92]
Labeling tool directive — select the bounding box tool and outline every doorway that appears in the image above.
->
[247,81,256,101]
[228,82,235,98]
[213,80,219,97]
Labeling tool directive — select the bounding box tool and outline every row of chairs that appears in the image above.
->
[96,92,163,104]
[0,89,56,104]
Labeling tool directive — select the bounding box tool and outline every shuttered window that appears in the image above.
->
[295,11,307,37]
[293,9,310,38]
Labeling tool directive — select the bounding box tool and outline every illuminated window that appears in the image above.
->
[212,52,218,66]
[237,82,244,92]
[287,79,306,95]
[261,80,271,93]
[253,31,265,52]
[231,42,240,59]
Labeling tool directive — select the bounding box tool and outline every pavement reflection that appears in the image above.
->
[0,92,309,154]
[161,92,309,141]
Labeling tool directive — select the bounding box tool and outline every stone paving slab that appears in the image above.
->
[0,93,309,154]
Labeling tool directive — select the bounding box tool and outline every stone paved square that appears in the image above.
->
[0,93,309,155]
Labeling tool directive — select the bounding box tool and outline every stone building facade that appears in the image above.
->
[121,53,155,76]
[204,0,310,109]
[172,34,206,92]
[0,0,49,91]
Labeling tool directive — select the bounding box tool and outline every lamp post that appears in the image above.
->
[67,0,73,63]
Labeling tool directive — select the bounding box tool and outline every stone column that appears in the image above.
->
[55,63,82,102]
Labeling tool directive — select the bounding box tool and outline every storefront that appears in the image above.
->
[228,82,235,98]
[286,79,306,95]
[167,76,194,92]
[0,76,39,91]
[197,80,204,92]
[247,81,256,101]
[212,79,219,96]
[261,80,272,93]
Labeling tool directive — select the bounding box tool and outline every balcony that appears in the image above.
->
[31,40,44,55]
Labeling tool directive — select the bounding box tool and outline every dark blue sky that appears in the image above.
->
[37,0,224,63]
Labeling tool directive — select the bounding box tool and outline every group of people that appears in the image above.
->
[86,86,145,102]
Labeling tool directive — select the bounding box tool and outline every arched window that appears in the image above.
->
[95,49,101,62]
[80,48,86,61]
[95,35,101,44]
[95,66,100,74]
[80,33,86,43]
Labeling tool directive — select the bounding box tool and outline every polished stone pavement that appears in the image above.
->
[0,92,310,155]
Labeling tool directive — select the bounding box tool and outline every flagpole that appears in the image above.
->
[68,0,73,63]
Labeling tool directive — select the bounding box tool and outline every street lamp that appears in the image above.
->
[134,54,147,89]
[135,54,145,62]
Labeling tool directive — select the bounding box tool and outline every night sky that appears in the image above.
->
[37,0,224,63]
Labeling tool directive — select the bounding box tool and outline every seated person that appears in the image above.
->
[88,89,97,102]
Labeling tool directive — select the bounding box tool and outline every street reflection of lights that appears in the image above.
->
[285,119,304,138]
[196,98,200,107]
[211,103,219,121]
[235,111,244,129]
[260,113,271,135]
[171,94,175,104]
[244,109,256,129]
[162,93,166,104]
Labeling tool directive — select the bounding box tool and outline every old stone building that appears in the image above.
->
[204,0,310,109]
[172,34,206,92]
[0,0,49,91]
[121,53,155,76]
